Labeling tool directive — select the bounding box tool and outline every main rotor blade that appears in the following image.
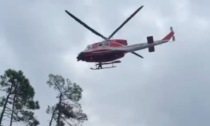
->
[131,52,143,58]
[65,10,107,40]
[108,5,144,39]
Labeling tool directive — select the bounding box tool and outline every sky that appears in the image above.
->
[0,0,210,126]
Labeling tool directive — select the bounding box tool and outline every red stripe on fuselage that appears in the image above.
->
[83,49,125,62]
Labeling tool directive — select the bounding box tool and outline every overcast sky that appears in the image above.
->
[0,0,210,126]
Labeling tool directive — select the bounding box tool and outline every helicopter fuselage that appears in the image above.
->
[77,39,127,62]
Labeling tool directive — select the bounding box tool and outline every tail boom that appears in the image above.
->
[118,27,175,52]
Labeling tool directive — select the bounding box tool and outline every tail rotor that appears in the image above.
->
[170,27,175,41]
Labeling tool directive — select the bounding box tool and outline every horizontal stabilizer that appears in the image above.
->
[147,36,155,52]
[149,46,155,52]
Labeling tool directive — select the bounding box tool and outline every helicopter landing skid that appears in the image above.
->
[90,66,116,70]
[90,60,121,70]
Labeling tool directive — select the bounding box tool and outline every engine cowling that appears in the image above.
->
[147,36,155,52]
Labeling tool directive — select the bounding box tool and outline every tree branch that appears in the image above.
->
[55,83,62,94]
[61,116,73,126]
[49,107,57,126]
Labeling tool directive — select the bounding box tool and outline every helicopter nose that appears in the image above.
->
[77,52,84,61]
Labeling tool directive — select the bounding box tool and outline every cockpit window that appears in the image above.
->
[98,43,103,46]
[85,45,92,50]
[85,41,109,50]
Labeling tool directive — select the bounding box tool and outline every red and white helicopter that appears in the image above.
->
[65,5,175,70]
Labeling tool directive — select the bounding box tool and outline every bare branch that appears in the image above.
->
[61,116,73,126]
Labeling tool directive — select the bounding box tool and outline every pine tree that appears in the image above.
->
[46,74,87,126]
[0,69,40,126]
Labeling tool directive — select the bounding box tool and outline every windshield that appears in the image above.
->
[84,41,110,50]
[85,45,92,50]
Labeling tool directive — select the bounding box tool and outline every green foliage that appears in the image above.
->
[46,74,87,126]
[19,110,40,126]
[0,69,40,126]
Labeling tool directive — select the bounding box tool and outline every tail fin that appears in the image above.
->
[162,27,175,42]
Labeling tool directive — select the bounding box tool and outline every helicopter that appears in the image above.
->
[65,5,175,70]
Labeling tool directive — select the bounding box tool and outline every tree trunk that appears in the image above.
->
[9,94,17,126]
[0,87,13,125]
[49,107,56,126]
[9,83,18,126]
[56,94,62,126]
